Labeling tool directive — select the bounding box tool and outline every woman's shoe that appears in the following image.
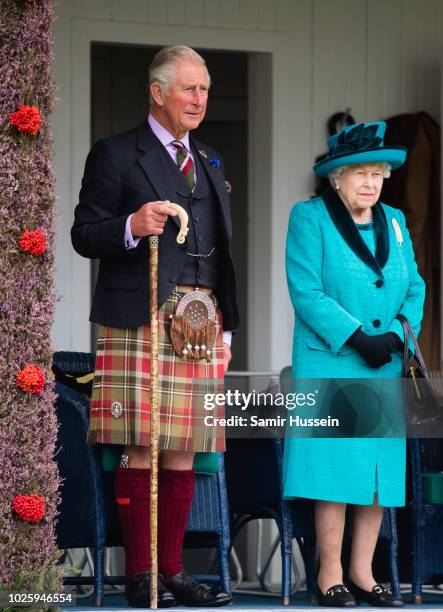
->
[317,584,356,607]
[348,581,404,607]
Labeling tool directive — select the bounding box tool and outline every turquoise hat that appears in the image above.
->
[313,121,407,178]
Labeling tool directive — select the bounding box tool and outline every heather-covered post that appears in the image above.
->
[0,0,62,598]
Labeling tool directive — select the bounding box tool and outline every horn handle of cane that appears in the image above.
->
[165,201,189,244]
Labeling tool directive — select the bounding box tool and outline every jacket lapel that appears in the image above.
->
[136,121,182,229]
[191,138,231,236]
[322,187,389,278]
[136,122,230,234]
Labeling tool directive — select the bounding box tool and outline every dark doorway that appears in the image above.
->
[90,43,248,370]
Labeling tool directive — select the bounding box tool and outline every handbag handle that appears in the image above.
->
[396,314,429,379]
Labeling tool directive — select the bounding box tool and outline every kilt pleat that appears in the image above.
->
[88,286,225,451]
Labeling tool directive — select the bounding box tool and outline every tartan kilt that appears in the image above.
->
[88,286,225,452]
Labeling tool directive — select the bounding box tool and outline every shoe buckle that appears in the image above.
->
[327,586,348,596]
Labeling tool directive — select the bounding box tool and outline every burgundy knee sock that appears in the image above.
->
[158,468,195,581]
[114,466,151,580]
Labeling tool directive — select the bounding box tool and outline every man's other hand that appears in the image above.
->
[223,343,232,373]
[131,201,177,237]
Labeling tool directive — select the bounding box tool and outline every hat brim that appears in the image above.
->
[313,147,407,178]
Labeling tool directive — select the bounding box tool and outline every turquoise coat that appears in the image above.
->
[283,188,425,506]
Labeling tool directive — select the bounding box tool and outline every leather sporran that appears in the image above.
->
[397,314,442,432]
[169,289,217,361]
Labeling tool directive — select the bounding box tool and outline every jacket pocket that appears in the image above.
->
[306,336,353,356]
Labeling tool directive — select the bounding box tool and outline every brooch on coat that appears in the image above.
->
[392,219,403,244]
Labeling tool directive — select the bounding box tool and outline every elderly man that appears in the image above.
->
[71,45,238,608]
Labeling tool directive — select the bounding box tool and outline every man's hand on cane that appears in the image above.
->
[131,201,178,237]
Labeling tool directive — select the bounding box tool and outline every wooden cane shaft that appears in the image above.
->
[149,239,159,609]
[147,205,188,608]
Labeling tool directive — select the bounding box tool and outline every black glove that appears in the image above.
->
[347,329,402,368]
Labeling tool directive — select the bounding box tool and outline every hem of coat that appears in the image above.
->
[282,488,405,507]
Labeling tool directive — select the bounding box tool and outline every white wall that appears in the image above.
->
[53,0,443,370]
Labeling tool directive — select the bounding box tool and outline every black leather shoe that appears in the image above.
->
[317,584,356,607]
[348,581,404,607]
[165,571,232,607]
[126,572,176,608]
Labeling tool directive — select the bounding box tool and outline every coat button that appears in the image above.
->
[170,275,177,282]
[375,279,384,288]
[198,235,203,241]
[373,319,381,328]
[195,216,200,223]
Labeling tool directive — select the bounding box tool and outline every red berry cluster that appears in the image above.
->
[12,494,45,522]
[9,105,41,136]
[16,364,45,394]
[18,229,47,256]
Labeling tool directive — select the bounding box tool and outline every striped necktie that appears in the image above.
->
[171,140,195,191]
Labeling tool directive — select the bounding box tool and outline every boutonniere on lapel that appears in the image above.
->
[392,218,403,245]
[200,151,232,192]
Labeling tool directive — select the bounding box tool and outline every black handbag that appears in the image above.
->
[396,314,441,432]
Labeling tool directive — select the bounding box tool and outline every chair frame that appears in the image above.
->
[409,437,443,604]
[227,436,317,606]
[55,380,106,606]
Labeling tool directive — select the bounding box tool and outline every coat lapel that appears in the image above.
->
[372,201,389,270]
[136,121,181,229]
[191,138,231,235]
[322,187,389,278]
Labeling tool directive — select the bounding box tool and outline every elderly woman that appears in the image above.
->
[283,122,425,607]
